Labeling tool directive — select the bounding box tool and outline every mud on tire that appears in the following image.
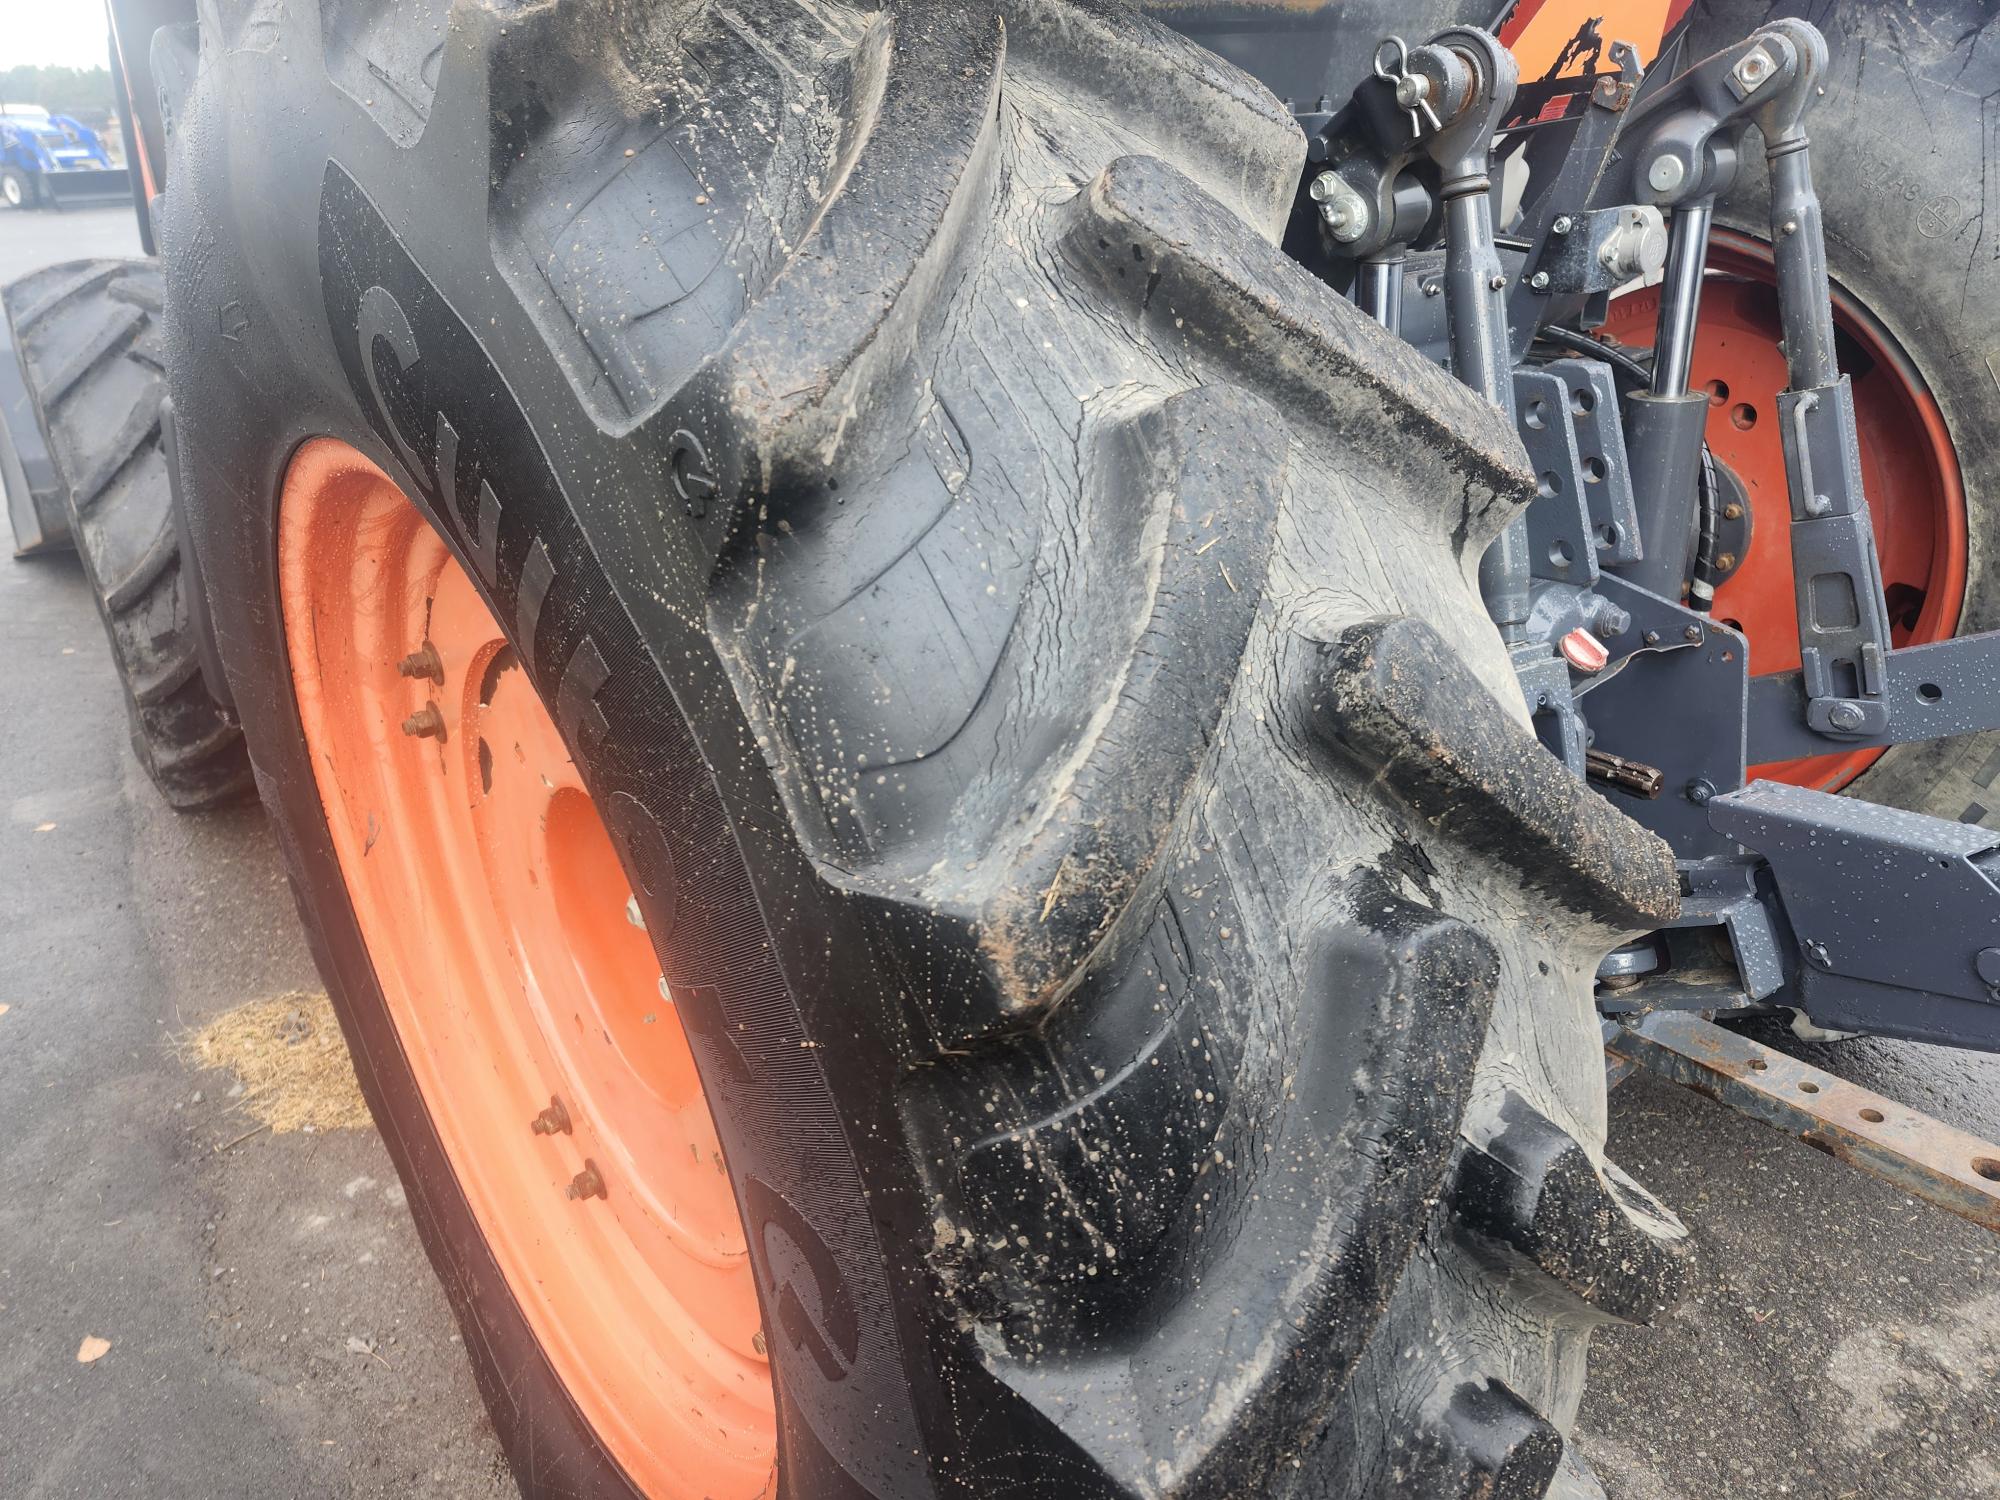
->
[3,258,250,810]
[163,1,1687,1494]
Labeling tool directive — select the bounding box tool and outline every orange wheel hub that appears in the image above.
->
[278,439,776,1498]
[1600,228,1969,790]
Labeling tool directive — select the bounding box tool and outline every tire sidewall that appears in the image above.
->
[162,18,987,1498]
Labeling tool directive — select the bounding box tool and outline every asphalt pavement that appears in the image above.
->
[3,204,1997,1499]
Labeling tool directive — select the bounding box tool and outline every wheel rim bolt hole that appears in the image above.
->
[531,1096,573,1136]
[566,1160,608,1201]
[402,704,446,741]
[396,641,444,684]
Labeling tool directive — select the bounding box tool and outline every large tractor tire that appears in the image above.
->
[1613,1,1996,824]
[161,2,1686,1495]
[3,258,250,809]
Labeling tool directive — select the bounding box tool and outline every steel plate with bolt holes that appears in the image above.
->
[1607,1008,2000,1233]
[1516,367,1598,587]
[1547,358,1641,566]
[1749,631,2000,762]
[1577,575,1749,859]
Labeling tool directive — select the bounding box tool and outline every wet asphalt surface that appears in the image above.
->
[3,206,1998,1497]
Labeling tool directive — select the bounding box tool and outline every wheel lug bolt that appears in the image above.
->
[396,642,444,684]
[401,704,446,741]
[565,1160,607,1201]
[530,1096,572,1136]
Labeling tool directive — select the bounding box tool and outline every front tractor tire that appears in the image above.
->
[163,2,1687,1496]
[1,167,33,210]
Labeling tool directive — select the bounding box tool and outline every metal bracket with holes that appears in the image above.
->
[1574,574,1750,859]
[1607,1008,2000,1233]
[1747,630,2000,764]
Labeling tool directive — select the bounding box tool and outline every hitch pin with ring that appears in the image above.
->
[1374,36,1444,137]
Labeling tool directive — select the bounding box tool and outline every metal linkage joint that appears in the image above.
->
[1600,21,1822,211]
[1371,37,1444,138]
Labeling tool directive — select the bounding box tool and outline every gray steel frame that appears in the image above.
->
[1305,18,2000,1054]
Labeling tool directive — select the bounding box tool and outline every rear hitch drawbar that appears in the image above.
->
[1608,1008,2000,1236]
[1607,776,2000,1237]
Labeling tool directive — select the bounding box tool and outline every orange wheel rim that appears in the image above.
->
[278,438,776,1498]
[1599,228,1969,791]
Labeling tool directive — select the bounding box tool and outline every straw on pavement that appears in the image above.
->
[180,990,371,1135]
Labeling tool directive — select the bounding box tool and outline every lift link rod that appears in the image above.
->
[1612,22,1910,751]
[1622,203,1713,601]
[1711,21,2000,762]
[1398,30,1526,640]
[1755,23,1899,743]
[1647,201,1712,399]
[1354,254,1403,333]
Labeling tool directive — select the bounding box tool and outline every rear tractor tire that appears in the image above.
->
[3,258,250,809]
[162,1,1689,1494]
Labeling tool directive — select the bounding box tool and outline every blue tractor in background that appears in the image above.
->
[0,103,129,210]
